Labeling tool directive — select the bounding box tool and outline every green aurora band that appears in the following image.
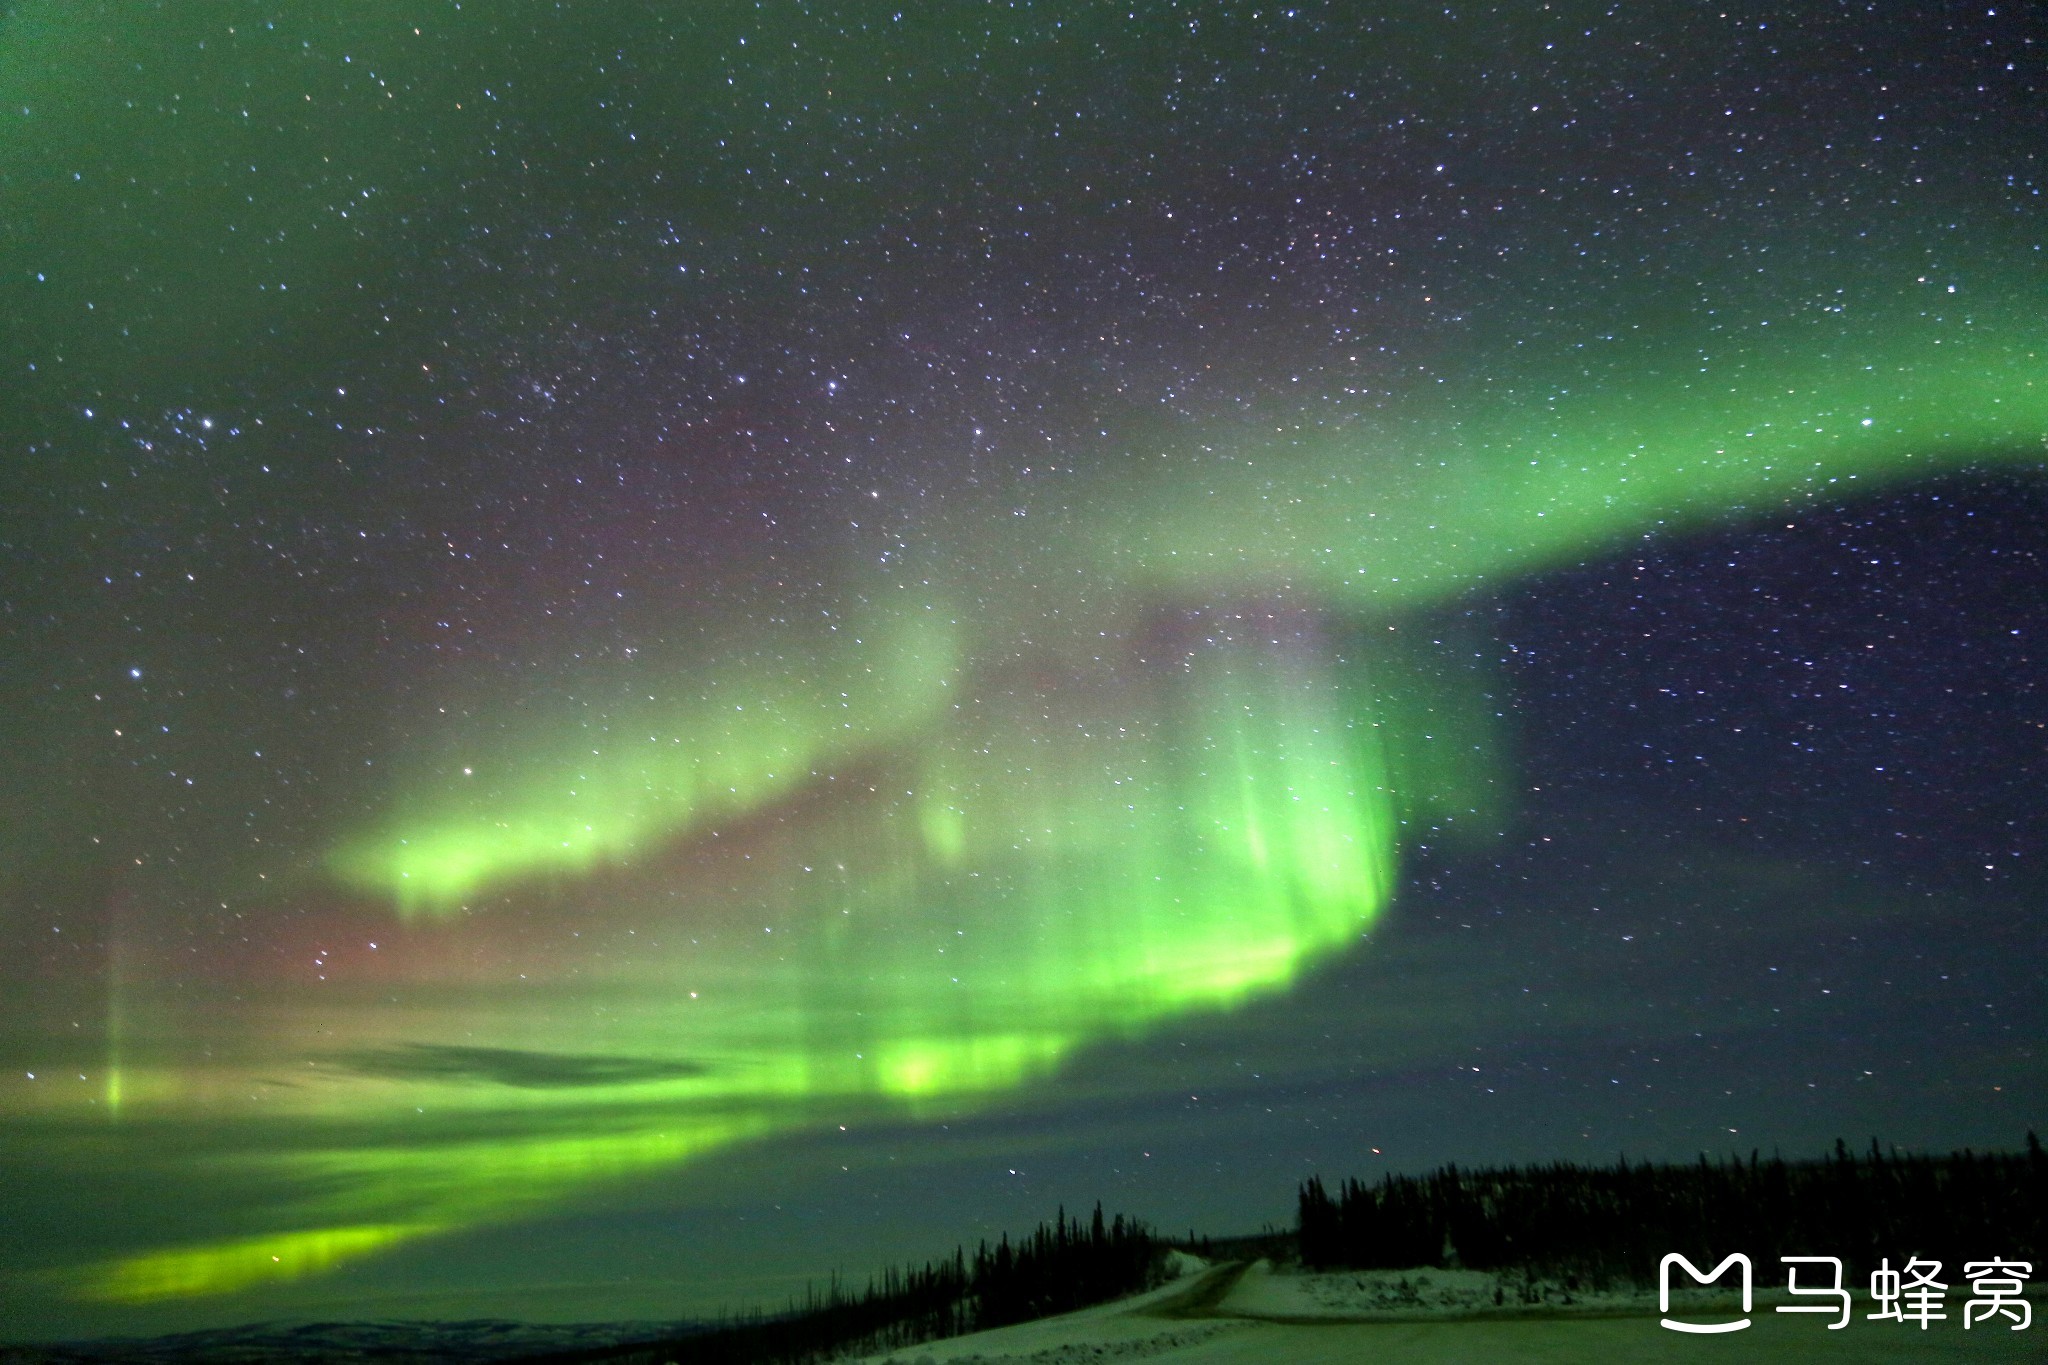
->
[88,614,1415,1301]
[64,300,2043,1304]
[5,0,2042,1325]
[333,297,2046,911]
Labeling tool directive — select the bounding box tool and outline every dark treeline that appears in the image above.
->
[528,1204,1159,1365]
[1299,1133,2048,1289]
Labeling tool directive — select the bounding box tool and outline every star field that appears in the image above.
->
[0,0,2042,1339]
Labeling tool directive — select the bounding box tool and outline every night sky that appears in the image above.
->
[1,0,2043,1341]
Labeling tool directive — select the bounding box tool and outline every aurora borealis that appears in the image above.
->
[2,0,2044,1344]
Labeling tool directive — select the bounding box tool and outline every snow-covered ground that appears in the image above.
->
[849,1258,2045,1364]
[844,1257,1252,1365]
[1219,1259,1658,1319]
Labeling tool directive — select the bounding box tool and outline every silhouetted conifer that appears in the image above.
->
[537,1204,1163,1364]
[1297,1136,2045,1288]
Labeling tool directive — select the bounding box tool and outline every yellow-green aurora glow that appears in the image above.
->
[329,594,966,911]
[334,303,2046,915]
[63,301,2043,1305]
[4,0,2043,1325]
[82,616,1412,1300]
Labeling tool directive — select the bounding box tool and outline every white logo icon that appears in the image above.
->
[1659,1252,1752,1334]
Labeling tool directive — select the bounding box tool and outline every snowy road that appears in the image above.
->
[854,1261,2043,1365]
